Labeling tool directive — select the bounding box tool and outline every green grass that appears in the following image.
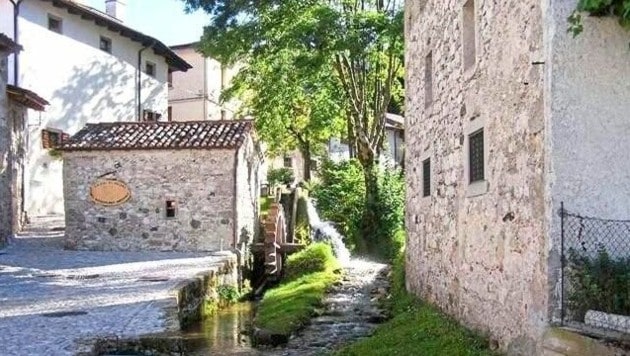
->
[336,242,498,356]
[254,243,341,336]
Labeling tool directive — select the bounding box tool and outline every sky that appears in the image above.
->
[83,0,211,46]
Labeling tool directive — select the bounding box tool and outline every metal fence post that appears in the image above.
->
[560,201,565,326]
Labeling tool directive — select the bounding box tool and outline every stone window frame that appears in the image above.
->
[420,149,433,199]
[463,116,488,197]
[165,200,177,219]
[424,51,433,109]
[461,0,479,80]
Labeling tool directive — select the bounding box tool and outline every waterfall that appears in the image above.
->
[305,199,351,266]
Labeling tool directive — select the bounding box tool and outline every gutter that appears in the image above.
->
[9,0,23,86]
[137,40,156,121]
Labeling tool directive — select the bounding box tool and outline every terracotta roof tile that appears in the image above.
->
[60,120,254,151]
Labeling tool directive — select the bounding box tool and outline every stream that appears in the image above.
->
[185,199,390,355]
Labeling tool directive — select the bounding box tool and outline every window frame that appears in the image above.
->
[424,51,433,109]
[145,61,156,77]
[283,156,293,168]
[422,158,431,198]
[99,36,112,53]
[464,115,488,197]
[48,15,63,34]
[462,0,478,75]
[468,129,484,183]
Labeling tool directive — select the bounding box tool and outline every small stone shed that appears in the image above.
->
[60,120,260,252]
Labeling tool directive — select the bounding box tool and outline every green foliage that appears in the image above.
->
[311,160,365,250]
[568,0,630,36]
[260,196,272,216]
[217,285,240,304]
[294,194,311,245]
[284,242,340,282]
[567,246,630,321]
[254,243,341,336]
[267,168,295,186]
[312,159,404,260]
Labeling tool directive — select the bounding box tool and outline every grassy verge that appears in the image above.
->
[336,234,497,356]
[254,243,341,337]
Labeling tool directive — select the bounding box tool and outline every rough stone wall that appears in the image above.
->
[63,149,239,252]
[0,51,10,246]
[405,0,547,352]
[7,99,26,234]
[235,136,260,252]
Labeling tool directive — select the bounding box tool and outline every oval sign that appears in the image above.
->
[89,179,131,206]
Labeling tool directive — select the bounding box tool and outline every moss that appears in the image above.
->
[254,243,341,338]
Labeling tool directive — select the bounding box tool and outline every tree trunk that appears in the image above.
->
[354,141,378,255]
[301,145,312,182]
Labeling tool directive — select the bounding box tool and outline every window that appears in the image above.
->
[48,15,62,34]
[422,158,431,197]
[166,200,176,218]
[462,0,476,71]
[424,52,433,108]
[468,129,484,183]
[167,106,173,122]
[283,156,292,168]
[142,110,162,122]
[41,129,68,149]
[145,61,156,77]
[99,36,112,53]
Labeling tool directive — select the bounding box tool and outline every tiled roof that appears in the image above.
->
[60,120,254,151]
[7,85,49,111]
[0,33,22,52]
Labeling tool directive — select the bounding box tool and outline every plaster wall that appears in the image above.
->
[0,50,10,245]
[405,0,547,352]
[63,149,237,252]
[0,0,170,217]
[545,0,630,320]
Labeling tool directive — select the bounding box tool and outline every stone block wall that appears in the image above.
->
[405,0,548,351]
[0,52,9,247]
[63,149,241,252]
[235,136,260,252]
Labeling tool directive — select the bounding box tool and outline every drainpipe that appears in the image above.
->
[9,0,23,86]
[137,40,156,121]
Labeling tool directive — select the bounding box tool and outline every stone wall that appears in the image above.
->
[0,51,9,246]
[63,148,247,252]
[405,0,547,352]
[235,136,260,254]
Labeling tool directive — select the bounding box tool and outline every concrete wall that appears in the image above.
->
[545,0,630,321]
[169,45,239,121]
[63,149,238,252]
[405,0,548,352]
[0,0,170,217]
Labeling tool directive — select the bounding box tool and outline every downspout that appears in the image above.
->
[137,40,156,121]
[9,0,23,85]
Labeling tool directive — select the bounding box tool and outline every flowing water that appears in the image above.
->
[181,200,389,355]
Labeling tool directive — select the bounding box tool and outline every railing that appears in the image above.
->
[560,203,630,334]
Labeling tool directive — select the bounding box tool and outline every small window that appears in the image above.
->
[167,106,173,122]
[462,0,476,71]
[422,158,431,197]
[424,52,433,108]
[145,62,156,77]
[166,200,176,218]
[283,156,292,168]
[142,110,162,122]
[48,15,62,34]
[99,36,112,53]
[469,129,484,183]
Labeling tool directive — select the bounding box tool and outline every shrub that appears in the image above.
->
[284,242,340,282]
[268,167,295,186]
[294,194,311,244]
[567,246,630,321]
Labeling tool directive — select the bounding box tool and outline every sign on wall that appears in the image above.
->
[89,179,131,206]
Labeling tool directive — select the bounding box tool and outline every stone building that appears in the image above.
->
[0,34,48,246]
[405,0,630,353]
[60,120,260,253]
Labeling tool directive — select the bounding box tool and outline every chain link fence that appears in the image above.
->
[560,203,630,334]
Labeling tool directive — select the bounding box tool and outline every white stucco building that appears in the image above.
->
[328,113,405,167]
[168,42,240,121]
[0,0,191,218]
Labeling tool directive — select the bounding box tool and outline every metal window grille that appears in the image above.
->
[422,158,431,197]
[559,204,630,334]
[469,129,484,183]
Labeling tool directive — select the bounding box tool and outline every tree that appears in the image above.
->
[183,0,404,251]
[569,0,630,36]
[223,48,345,181]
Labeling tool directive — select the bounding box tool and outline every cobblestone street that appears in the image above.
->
[0,228,235,356]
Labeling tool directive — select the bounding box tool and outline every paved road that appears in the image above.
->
[0,232,235,356]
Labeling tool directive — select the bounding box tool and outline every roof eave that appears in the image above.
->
[6,85,50,111]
